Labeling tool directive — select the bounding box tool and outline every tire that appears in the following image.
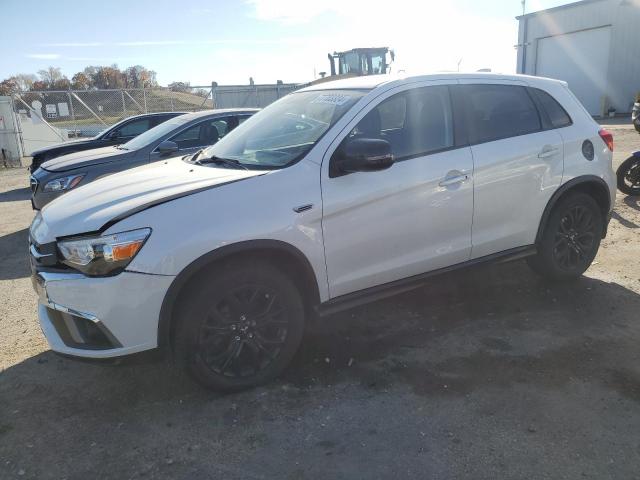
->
[616,155,640,196]
[174,259,305,392]
[527,192,603,281]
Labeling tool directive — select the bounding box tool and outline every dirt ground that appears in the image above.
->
[1,126,639,480]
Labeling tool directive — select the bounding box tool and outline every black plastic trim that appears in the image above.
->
[316,245,537,317]
[157,239,320,352]
[535,175,612,243]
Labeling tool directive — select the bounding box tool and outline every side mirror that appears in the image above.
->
[108,130,121,140]
[332,138,394,176]
[157,140,179,155]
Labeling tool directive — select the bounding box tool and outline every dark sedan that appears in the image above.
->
[29,111,186,173]
[31,108,258,209]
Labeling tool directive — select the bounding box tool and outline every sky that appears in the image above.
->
[0,0,576,87]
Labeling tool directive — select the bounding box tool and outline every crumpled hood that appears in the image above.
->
[33,157,266,242]
[41,146,129,172]
[31,137,95,157]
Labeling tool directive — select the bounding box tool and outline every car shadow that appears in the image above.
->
[611,210,639,228]
[2,260,640,478]
[0,186,31,203]
[2,260,640,404]
[623,195,640,212]
[0,228,30,280]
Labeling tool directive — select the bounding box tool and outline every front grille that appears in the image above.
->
[30,176,38,194]
[29,237,61,269]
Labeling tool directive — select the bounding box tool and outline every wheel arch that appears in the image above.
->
[157,239,321,353]
[536,175,611,244]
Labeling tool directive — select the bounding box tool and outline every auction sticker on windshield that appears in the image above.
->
[311,94,352,106]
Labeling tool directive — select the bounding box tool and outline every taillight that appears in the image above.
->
[598,128,614,151]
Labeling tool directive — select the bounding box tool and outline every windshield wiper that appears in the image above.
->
[116,145,128,150]
[195,155,249,170]
[190,149,204,162]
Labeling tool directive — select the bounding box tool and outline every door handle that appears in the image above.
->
[439,174,469,187]
[538,147,559,159]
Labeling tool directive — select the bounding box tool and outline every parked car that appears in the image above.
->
[30,109,257,209]
[632,99,639,133]
[29,112,185,173]
[29,73,615,391]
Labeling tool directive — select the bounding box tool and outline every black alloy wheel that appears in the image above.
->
[552,204,598,271]
[176,260,305,392]
[527,192,603,280]
[197,283,289,379]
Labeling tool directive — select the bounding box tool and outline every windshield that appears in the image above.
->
[119,115,188,150]
[201,90,367,169]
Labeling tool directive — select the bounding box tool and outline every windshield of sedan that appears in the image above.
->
[201,90,367,168]
[119,116,188,150]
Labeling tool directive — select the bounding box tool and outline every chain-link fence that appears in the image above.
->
[11,82,304,139]
[12,85,215,138]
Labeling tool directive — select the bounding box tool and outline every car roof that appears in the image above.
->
[299,72,568,92]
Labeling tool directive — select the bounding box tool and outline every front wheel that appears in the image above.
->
[175,260,305,392]
[527,192,603,281]
[617,155,640,196]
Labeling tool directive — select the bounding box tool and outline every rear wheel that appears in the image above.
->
[616,155,640,196]
[527,192,603,280]
[175,260,305,392]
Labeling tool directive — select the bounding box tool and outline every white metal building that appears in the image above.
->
[516,0,640,116]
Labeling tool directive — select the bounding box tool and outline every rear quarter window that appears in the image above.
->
[531,88,572,129]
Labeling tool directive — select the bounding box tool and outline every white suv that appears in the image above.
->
[29,73,616,391]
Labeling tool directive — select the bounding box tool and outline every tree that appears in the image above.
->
[53,78,71,90]
[0,78,18,95]
[90,64,125,89]
[31,80,49,91]
[168,81,192,93]
[71,72,91,90]
[13,73,37,91]
[124,65,158,89]
[37,66,63,86]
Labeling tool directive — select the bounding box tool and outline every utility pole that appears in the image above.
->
[521,0,526,15]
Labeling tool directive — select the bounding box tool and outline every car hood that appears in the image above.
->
[41,146,129,172]
[33,157,267,242]
[30,137,97,157]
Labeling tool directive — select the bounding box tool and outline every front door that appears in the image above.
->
[321,82,475,298]
[148,115,244,162]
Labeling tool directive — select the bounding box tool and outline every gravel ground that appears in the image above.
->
[1,126,639,480]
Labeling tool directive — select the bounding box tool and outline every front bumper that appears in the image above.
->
[33,270,175,359]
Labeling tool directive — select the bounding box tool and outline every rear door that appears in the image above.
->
[455,81,564,258]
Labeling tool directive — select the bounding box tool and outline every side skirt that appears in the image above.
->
[315,245,537,317]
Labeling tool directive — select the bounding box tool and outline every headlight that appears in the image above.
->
[57,228,151,276]
[43,173,85,192]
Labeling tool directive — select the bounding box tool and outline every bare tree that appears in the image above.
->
[13,73,37,91]
[37,66,64,86]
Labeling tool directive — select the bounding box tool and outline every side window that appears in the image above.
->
[210,115,243,138]
[169,120,221,149]
[461,84,541,144]
[347,86,453,160]
[531,88,572,129]
[117,118,151,138]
